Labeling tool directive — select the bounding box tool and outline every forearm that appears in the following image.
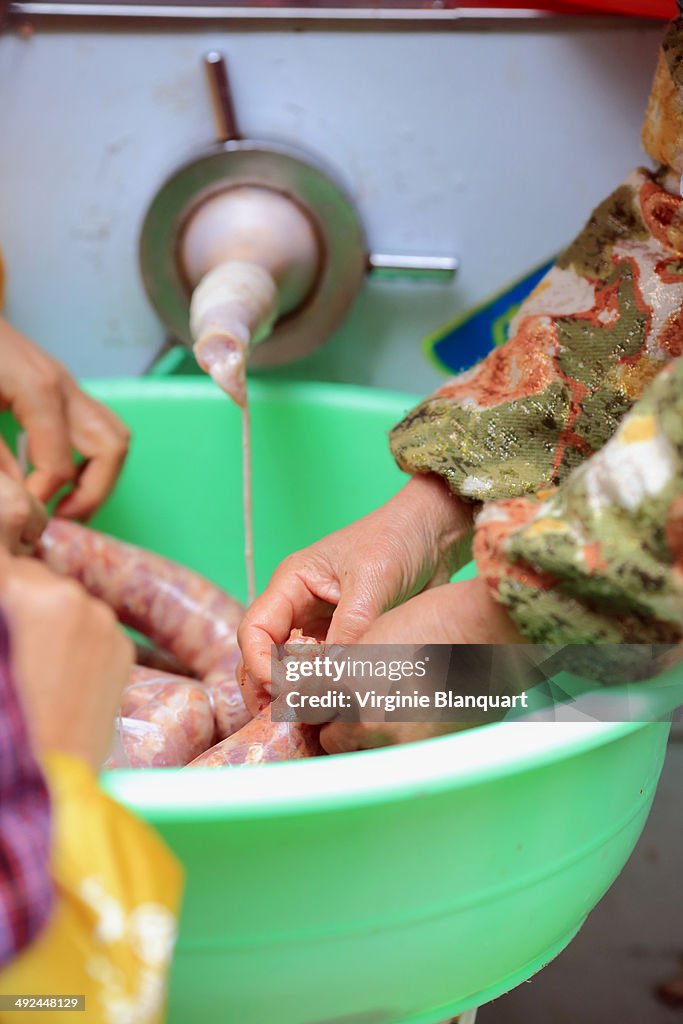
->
[389,473,475,577]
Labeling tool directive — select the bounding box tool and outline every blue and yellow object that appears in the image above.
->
[424,257,556,376]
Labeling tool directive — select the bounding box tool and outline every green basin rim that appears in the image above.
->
[103,718,664,821]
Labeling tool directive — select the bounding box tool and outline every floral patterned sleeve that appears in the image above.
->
[473,356,683,646]
[389,19,683,504]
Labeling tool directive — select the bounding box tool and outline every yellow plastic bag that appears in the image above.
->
[0,753,183,1024]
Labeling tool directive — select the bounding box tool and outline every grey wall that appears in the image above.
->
[0,17,663,393]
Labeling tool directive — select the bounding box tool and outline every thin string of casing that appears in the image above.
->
[242,398,256,607]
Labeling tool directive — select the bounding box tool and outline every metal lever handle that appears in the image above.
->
[368,253,458,282]
[203,51,240,143]
[200,55,456,286]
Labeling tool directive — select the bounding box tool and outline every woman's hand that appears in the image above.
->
[349,576,521,646]
[0,317,130,520]
[0,553,134,771]
[319,576,522,755]
[238,474,474,712]
[0,469,47,553]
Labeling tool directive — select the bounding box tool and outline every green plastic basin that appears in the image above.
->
[9,378,670,1024]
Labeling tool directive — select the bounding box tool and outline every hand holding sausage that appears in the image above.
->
[0,469,47,553]
[319,577,522,755]
[238,474,473,713]
[0,552,134,770]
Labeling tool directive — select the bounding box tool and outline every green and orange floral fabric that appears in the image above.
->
[390,166,683,502]
[473,357,683,644]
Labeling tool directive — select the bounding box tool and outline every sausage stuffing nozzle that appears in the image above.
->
[139,56,366,399]
[139,51,456,396]
[182,185,321,404]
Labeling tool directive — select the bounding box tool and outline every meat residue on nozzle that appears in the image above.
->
[193,334,247,408]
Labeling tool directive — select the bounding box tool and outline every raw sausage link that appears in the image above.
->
[190,631,325,766]
[39,519,244,677]
[39,519,251,739]
[204,655,251,740]
[114,665,217,768]
[40,523,327,764]
[186,709,322,767]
